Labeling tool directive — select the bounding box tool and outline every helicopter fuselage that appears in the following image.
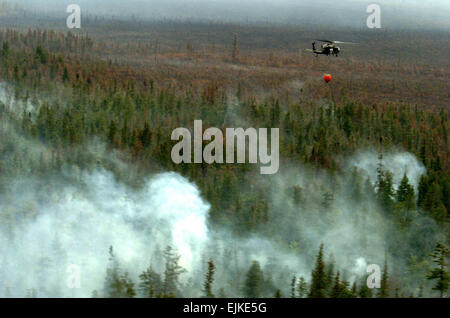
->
[312,42,340,56]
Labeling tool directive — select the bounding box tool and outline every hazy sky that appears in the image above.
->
[8,0,450,29]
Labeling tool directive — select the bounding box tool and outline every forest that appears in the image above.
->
[0,4,448,298]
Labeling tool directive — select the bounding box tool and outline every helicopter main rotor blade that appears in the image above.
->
[332,41,359,44]
[313,39,333,43]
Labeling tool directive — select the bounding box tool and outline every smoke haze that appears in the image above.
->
[0,82,445,297]
[6,0,450,30]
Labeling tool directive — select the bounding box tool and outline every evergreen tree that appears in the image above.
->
[121,272,136,298]
[1,41,9,59]
[139,263,162,298]
[308,244,327,298]
[244,261,263,298]
[417,174,429,208]
[427,243,449,298]
[325,253,336,293]
[397,173,415,205]
[203,259,216,298]
[351,282,357,298]
[377,260,390,298]
[358,275,373,298]
[297,276,308,298]
[104,246,124,297]
[329,271,352,298]
[375,154,395,212]
[162,246,185,297]
[62,66,69,82]
[35,45,48,64]
[330,271,342,298]
[108,120,118,146]
[274,289,281,298]
[396,173,415,222]
[290,275,296,298]
[103,246,136,298]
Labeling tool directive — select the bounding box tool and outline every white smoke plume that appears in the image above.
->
[0,170,209,297]
[346,150,426,192]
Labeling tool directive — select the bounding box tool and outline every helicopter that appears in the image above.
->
[306,39,358,57]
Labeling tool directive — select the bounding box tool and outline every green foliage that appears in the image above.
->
[308,244,327,298]
[377,261,390,298]
[162,246,186,298]
[397,173,414,205]
[139,264,163,298]
[35,45,48,64]
[330,271,352,298]
[427,243,449,298]
[375,155,395,213]
[297,276,308,298]
[396,173,416,223]
[104,246,136,298]
[203,259,216,298]
[290,275,296,298]
[274,289,281,298]
[244,261,264,298]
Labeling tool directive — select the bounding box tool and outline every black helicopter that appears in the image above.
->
[306,39,357,57]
